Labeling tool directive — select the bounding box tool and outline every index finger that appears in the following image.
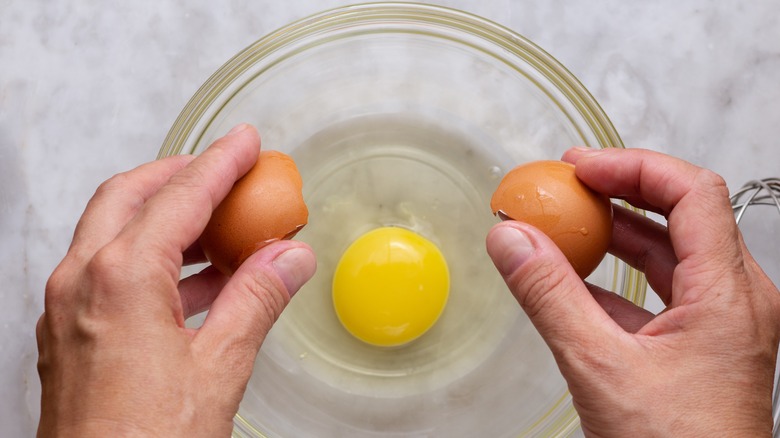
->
[68,155,196,263]
[563,147,740,272]
[117,124,261,266]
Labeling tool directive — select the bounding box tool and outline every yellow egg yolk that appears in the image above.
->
[332,227,449,347]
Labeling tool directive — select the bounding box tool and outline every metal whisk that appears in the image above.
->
[729,178,780,437]
[731,178,780,223]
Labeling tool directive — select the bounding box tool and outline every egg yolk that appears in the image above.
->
[332,227,449,347]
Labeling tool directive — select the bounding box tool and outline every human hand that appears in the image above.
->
[36,124,316,437]
[486,148,780,436]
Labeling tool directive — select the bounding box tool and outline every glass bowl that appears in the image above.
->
[159,3,647,437]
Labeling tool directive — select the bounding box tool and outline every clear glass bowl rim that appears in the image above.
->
[159,1,625,159]
[157,3,648,437]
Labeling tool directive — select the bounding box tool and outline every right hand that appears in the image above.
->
[486,147,780,436]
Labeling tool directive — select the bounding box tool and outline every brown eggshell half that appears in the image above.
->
[490,160,612,279]
[200,150,308,276]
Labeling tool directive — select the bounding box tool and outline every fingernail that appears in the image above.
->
[227,123,250,136]
[272,248,316,297]
[573,146,606,155]
[488,226,535,276]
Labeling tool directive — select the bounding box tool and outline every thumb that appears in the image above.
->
[486,221,618,357]
[196,240,316,359]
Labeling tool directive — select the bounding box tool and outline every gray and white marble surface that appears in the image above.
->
[2,1,779,435]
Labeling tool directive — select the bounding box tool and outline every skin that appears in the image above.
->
[486,147,780,437]
[36,124,317,437]
[38,132,778,436]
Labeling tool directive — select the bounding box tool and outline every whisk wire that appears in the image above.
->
[729,177,780,437]
[730,178,780,224]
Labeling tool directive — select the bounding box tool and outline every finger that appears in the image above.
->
[178,266,230,318]
[561,147,709,216]
[195,240,316,361]
[609,204,677,304]
[117,124,261,268]
[486,221,621,360]
[562,149,665,215]
[182,241,208,266]
[562,147,739,267]
[68,155,195,261]
[584,282,655,333]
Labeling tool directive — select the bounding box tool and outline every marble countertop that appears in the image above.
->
[2,1,779,435]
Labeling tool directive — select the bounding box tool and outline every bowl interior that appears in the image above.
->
[165,4,646,437]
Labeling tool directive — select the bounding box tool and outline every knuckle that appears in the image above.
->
[95,172,132,197]
[632,242,654,274]
[168,156,219,191]
[91,170,154,217]
[72,311,104,343]
[694,168,729,200]
[695,167,727,187]
[42,263,78,339]
[514,262,569,319]
[35,315,52,375]
[44,261,77,313]
[81,243,141,304]
[180,288,199,318]
[44,264,69,300]
[35,313,49,349]
[237,269,290,329]
[567,336,612,365]
[167,163,205,189]
[35,314,46,340]
[86,242,129,280]
[165,166,218,209]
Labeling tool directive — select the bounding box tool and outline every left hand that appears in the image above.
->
[36,124,316,437]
